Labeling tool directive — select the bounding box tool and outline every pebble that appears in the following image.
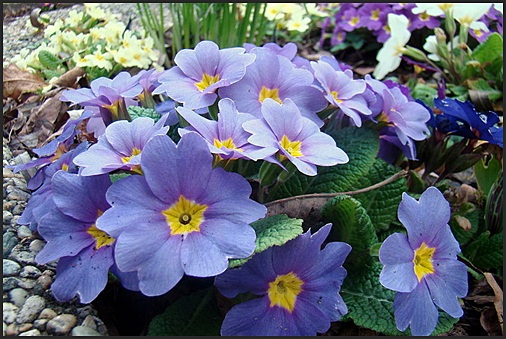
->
[3,259,21,276]
[38,308,57,320]
[19,265,41,279]
[3,302,19,324]
[9,249,35,265]
[19,328,41,336]
[9,288,29,308]
[81,314,97,329]
[71,325,102,336]
[3,277,20,291]
[46,314,77,335]
[16,295,45,324]
[29,239,45,254]
[17,225,33,239]
[3,231,18,257]
[33,318,48,331]
[3,210,13,224]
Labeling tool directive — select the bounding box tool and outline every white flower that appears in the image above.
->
[373,14,411,80]
[423,35,460,61]
[412,3,457,16]
[84,3,106,20]
[452,3,493,30]
[285,12,311,32]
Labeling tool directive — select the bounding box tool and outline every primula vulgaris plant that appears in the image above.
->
[10,37,501,336]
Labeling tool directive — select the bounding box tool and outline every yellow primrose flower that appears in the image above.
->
[84,3,106,20]
[286,12,311,32]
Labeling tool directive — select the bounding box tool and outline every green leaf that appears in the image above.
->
[228,214,303,268]
[270,126,379,200]
[411,83,438,107]
[321,195,378,270]
[341,261,458,335]
[464,231,503,271]
[38,50,63,69]
[473,155,502,197]
[42,69,62,80]
[147,287,222,336]
[353,159,407,231]
[467,78,503,102]
[127,105,161,121]
[471,32,503,64]
[449,209,481,247]
[109,172,132,183]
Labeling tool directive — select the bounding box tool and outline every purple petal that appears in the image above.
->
[180,232,229,277]
[50,245,113,304]
[394,281,439,336]
[200,218,256,259]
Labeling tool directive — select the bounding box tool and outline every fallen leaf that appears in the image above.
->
[3,64,47,100]
[353,66,375,75]
[484,272,503,335]
[53,66,85,88]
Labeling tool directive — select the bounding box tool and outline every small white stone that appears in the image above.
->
[29,239,45,254]
[9,288,29,308]
[3,302,19,324]
[16,295,45,324]
[3,259,21,276]
[71,325,102,336]
[19,328,41,336]
[17,226,32,239]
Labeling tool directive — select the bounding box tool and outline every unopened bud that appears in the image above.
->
[434,27,447,45]
[404,46,429,62]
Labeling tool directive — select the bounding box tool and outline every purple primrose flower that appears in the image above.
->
[153,40,255,110]
[242,98,349,176]
[379,187,468,336]
[73,116,170,176]
[96,133,266,296]
[218,48,328,127]
[215,224,351,336]
[177,98,273,161]
[60,71,143,126]
[35,171,139,304]
[311,60,373,127]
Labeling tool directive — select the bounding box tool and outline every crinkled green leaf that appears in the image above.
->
[147,286,222,336]
[353,159,407,231]
[228,214,303,268]
[471,32,503,64]
[38,50,62,69]
[464,231,503,271]
[341,261,458,336]
[321,195,378,270]
[42,69,63,80]
[467,78,503,102]
[127,105,161,121]
[270,126,379,200]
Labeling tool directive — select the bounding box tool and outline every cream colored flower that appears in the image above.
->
[412,3,457,16]
[373,14,411,80]
[286,12,311,33]
[452,3,493,30]
[423,34,460,61]
[84,3,106,20]
[88,46,113,70]
[44,18,64,38]
[66,9,83,27]
[72,52,93,68]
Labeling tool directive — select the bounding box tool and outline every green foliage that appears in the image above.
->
[463,231,503,271]
[228,214,303,268]
[147,286,222,336]
[473,154,502,197]
[449,209,481,247]
[38,50,63,69]
[353,159,407,232]
[411,83,438,107]
[109,172,132,183]
[471,33,503,66]
[321,195,378,270]
[269,126,379,200]
[127,106,161,121]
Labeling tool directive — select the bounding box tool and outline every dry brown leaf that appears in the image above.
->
[53,66,85,88]
[353,66,375,76]
[3,63,47,100]
[484,272,503,334]
[18,88,69,148]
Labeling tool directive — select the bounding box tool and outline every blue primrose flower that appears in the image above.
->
[433,98,503,148]
[379,187,468,336]
[96,133,266,296]
[214,224,351,336]
[35,171,139,304]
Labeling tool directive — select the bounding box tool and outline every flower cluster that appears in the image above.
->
[6,3,162,83]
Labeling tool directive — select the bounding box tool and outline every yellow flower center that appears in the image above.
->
[280,135,303,158]
[413,242,436,282]
[61,163,69,172]
[267,272,304,312]
[350,16,360,26]
[87,211,115,250]
[195,73,220,92]
[371,9,380,20]
[213,138,243,152]
[162,195,208,236]
[258,86,282,104]
[330,90,343,104]
[50,143,69,162]
[121,147,142,164]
